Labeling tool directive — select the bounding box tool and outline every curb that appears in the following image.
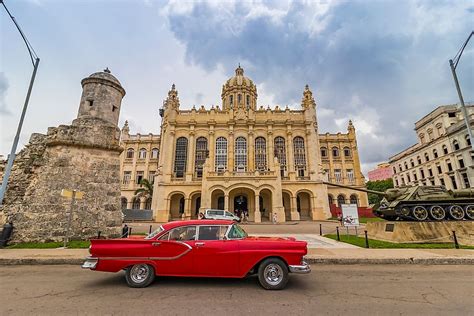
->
[1,257,473,266]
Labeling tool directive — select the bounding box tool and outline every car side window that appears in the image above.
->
[228,224,246,239]
[225,211,233,217]
[198,226,227,240]
[157,232,169,240]
[169,226,197,241]
[218,211,224,216]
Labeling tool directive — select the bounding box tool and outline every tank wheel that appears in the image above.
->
[429,205,446,221]
[400,207,410,217]
[412,206,428,221]
[464,205,474,220]
[448,205,464,220]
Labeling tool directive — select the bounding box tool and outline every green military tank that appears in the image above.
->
[323,182,474,221]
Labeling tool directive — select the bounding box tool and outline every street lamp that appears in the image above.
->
[449,31,473,151]
[0,1,40,205]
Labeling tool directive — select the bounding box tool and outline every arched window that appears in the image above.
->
[235,137,247,172]
[320,147,327,157]
[121,197,127,210]
[350,194,358,206]
[174,137,188,178]
[294,137,306,177]
[145,198,152,210]
[215,137,227,172]
[410,159,414,167]
[332,147,340,157]
[466,134,471,146]
[126,148,134,159]
[151,148,159,159]
[132,197,140,209]
[453,140,460,151]
[442,145,448,155]
[229,95,233,107]
[328,194,334,206]
[246,95,250,107]
[404,162,408,170]
[343,147,351,157]
[337,194,345,207]
[255,137,267,171]
[433,149,438,159]
[274,137,287,177]
[424,152,429,162]
[417,156,422,164]
[139,148,147,159]
[194,137,208,177]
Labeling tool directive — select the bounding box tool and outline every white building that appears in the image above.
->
[390,104,473,190]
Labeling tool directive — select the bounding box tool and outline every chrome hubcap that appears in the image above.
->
[465,206,474,219]
[430,206,445,220]
[264,264,283,286]
[449,205,464,220]
[413,206,428,220]
[130,264,150,283]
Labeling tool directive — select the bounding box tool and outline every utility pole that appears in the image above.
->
[0,1,40,205]
[449,31,474,151]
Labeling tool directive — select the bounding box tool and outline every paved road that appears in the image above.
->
[1,265,472,315]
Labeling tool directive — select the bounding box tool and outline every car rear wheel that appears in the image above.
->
[257,258,289,290]
[125,264,155,288]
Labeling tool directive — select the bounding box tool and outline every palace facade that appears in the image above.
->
[120,66,368,222]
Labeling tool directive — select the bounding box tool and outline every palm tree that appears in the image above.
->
[134,178,153,198]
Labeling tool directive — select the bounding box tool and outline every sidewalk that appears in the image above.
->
[0,247,472,265]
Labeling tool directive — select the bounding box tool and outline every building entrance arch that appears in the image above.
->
[229,187,256,221]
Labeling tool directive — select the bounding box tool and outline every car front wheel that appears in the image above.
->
[257,258,289,290]
[125,264,155,288]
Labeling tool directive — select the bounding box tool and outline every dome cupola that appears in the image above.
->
[221,64,257,110]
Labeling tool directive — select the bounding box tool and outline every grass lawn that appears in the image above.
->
[7,240,91,249]
[325,234,474,249]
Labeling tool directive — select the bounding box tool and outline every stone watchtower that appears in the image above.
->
[0,69,126,243]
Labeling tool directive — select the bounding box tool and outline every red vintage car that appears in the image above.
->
[82,220,310,290]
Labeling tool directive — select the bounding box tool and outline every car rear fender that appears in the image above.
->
[95,258,160,273]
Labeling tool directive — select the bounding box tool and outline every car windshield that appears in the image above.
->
[145,226,164,240]
[227,224,248,239]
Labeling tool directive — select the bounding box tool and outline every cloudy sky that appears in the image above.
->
[1,0,473,175]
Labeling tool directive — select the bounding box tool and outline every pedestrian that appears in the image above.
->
[272,212,277,224]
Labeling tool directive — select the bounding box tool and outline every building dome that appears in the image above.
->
[221,65,257,110]
[224,65,255,88]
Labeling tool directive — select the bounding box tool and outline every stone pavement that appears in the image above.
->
[0,246,472,265]
[253,234,359,249]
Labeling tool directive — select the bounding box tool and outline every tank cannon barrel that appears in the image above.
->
[322,182,387,196]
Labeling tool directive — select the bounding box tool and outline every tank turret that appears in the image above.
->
[323,182,474,222]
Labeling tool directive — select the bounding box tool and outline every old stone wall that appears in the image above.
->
[0,119,123,243]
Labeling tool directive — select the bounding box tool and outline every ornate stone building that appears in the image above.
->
[0,69,124,242]
[390,104,474,190]
[120,66,368,222]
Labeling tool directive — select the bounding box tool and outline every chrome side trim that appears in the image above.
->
[289,261,311,274]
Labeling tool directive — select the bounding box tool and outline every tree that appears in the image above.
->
[366,179,394,205]
[134,178,154,198]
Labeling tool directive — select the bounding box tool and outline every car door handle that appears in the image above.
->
[195,242,205,247]
[152,242,161,247]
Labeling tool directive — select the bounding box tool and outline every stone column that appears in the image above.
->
[163,128,175,181]
[224,194,229,212]
[248,128,254,172]
[228,127,234,172]
[184,198,192,219]
[186,131,195,181]
[267,131,274,171]
[254,194,261,223]
[287,131,295,180]
[208,128,215,172]
[139,198,146,210]
[290,196,300,220]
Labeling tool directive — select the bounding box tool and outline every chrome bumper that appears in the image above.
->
[81,257,98,269]
[289,261,311,274]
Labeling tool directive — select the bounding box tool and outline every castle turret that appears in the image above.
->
[77,68,126,126]
[301,84,316,109]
